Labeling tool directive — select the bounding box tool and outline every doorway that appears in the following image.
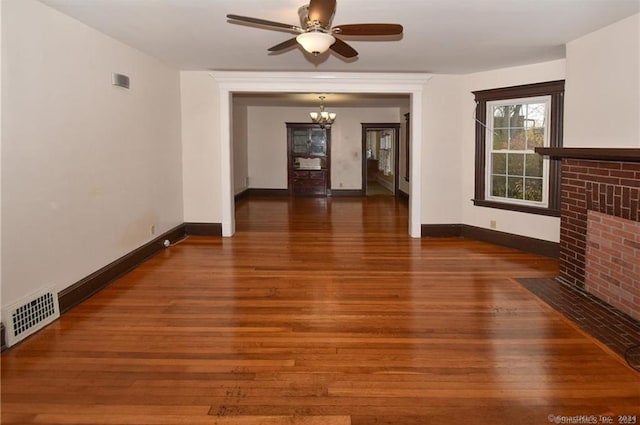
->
[361,123,400,197]
[214,71,429,238]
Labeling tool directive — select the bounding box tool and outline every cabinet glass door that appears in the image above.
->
[292,129,309,154]
[309,128,326,156]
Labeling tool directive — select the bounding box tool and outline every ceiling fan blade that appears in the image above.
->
[227,14,301,32]
[330,38,358,58]
[333,23,403,36]
[268,37,299,52]
[307,0,336,27]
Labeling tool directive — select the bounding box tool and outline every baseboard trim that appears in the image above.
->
[397,190,409,201]
[331,189,363,197]
[422,224,463,237]
[422,223,559,259]
[57,222,222,315]
[5,218,555,351]
[1,323,6,352]
[247,188,290,196]
[462,225,559,259]
[58,224,187,314]
[234,189,249,202]
[184,222,223,236]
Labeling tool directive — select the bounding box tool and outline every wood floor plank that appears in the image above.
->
[2,196,638,425]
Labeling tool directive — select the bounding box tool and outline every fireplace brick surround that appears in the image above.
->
[585,211,640,320]
[537,148,640,319]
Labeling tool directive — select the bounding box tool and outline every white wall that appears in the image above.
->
[180,71,222,221]
[564,14,640,148]
[421,75,464,224]
[246,106,290,189]
[232,103,249,195]
[246,106,401,190]
[460,60,567,242]
[420,61,566,241]
[1,0,183,308]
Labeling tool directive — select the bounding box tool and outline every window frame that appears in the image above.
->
[472,80,564,217]
[485,95,551,207]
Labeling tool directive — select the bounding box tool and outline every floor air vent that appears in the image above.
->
[4,287,60,347]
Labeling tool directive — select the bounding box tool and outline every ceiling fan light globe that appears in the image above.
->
[296,32,335,55]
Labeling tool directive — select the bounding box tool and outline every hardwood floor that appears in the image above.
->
[2,196,638,425]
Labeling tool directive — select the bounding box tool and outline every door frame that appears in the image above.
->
[361,123,401,197]
[212,71,432,238]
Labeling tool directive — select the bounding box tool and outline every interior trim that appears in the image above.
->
[58,224,187,314]
[1,324,6,352]
[472,80,565,215]
[331,189,363,197]
[361,123,401,197]
[234,189,249,202]
[58,222,222,315]
[246,188,290,197]
[184,223,223,236]
[422,224,559,258]
[2,222,222,350]
[2,219,553,351]
[421,224,463,237]
[536,147,640,162]
[211,71,432,238]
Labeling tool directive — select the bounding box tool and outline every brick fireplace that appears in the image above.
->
[537,148,640,320]
[585,211,640,320]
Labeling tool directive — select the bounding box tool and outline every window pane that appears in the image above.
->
[493,106,509,128]
[526,127,545,149]
[509,128,526,150]
[484,95,553,206]
[525,153,543,177]
[508,177,524,200]
[526,103,546,127]
[508,105,525,127]
[524,178,543,202]
[491,175,506,197]
[493,129,508,150]
[492,153,506,174]
[507,153,524,175]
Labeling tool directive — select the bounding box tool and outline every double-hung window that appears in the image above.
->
[473,81,564,216]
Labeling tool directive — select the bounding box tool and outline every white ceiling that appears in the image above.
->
[40,0,639,75]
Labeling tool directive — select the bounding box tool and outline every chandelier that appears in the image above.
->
[310,96,336,128]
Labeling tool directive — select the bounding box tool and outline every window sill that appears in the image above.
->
[472,199,560,217]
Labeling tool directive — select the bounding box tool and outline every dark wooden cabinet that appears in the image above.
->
[287,123,330,196]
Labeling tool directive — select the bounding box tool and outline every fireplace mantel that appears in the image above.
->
[536,147,640,162]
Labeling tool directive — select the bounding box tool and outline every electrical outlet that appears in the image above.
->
[490,220,497,229]
[150,225,156,235]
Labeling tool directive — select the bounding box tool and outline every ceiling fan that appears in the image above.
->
[226,0,403,58]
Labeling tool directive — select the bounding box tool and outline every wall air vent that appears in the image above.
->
[112,73,130,89]
[3,287,60,348]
